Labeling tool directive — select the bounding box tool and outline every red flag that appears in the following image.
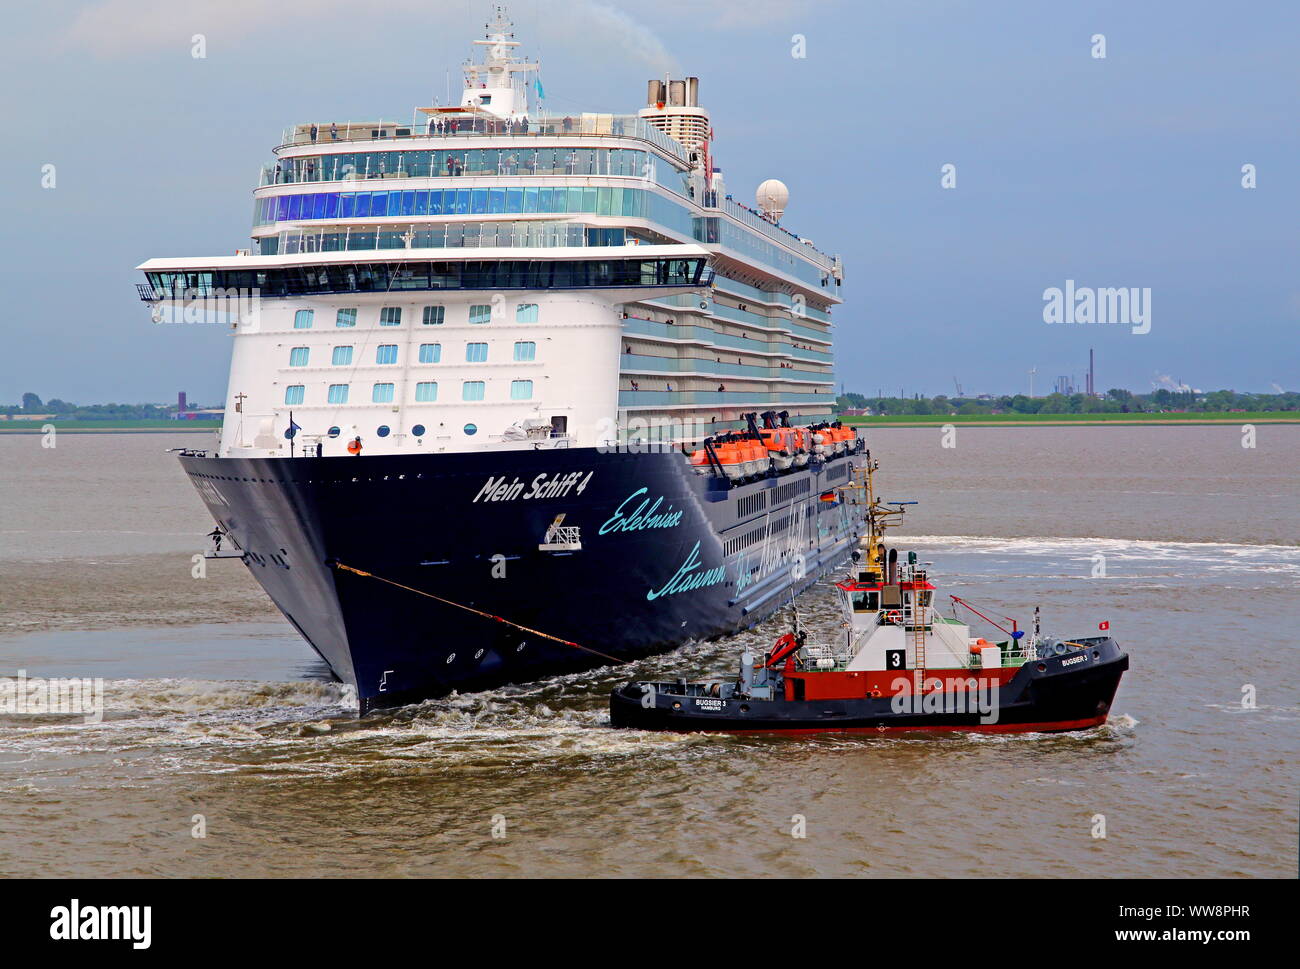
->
[1098,621,1110,631]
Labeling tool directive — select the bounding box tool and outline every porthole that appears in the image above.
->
[327,426,340,438]
[739,704,750,713]
[411,423,426,437]
[672,702,682,710]
[377,425,391,438]
[1036,663,1047,672]
[463,423,478,436]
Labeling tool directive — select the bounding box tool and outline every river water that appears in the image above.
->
[0,427,1295,877]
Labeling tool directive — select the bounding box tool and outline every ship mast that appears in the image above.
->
[850,455,911,584]
[460,4,538,120]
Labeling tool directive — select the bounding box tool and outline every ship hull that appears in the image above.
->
[609,638,1129,734]
[181,446,865,711]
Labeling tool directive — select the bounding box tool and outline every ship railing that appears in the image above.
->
[275,116,691,164]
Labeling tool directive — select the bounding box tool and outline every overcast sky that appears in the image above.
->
[1,0,1295,404]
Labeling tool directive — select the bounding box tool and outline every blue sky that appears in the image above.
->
[1,0,1295,403]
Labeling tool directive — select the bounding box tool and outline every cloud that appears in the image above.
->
[63,0,364,54]
[62,0,683,71]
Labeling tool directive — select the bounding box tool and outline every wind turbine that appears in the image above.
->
[1028,367,1036,398]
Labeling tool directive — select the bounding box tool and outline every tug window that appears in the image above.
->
[852,591,880,612]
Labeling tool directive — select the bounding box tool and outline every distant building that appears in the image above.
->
[178,391,188,413]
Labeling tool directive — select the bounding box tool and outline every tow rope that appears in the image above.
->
[330,561,628,665]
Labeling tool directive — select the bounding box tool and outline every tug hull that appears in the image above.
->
[610,637,1128,735]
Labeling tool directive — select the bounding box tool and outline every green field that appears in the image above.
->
[0,420,221,433]
[838,411,1299,427]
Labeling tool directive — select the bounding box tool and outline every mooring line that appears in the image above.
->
[330,560,628,665]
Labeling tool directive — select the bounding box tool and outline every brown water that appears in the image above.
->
[0,428,1296,877]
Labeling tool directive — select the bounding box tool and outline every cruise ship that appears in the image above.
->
[137,7,864,711]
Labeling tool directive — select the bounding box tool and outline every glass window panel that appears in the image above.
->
[418,343,441,363]
[510,380,533,400]
[422,305,444,325]
[327,383,349,404]
[465,342,488,362]
[462,381,485,401]
[332,346,353,365]
[284,385,305,405]
[513,341,536,361]
[372,382,395,403]
[294,309,314,329]
[336,307,357,327]
[415,381,437,402]
[289,346,309,367]
[376,344,398,365]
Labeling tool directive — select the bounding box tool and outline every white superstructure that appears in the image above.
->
[137,6,843,459]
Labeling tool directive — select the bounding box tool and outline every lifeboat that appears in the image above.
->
[808,427,829,458]
[789,426,810,467]
[758,427,795,471]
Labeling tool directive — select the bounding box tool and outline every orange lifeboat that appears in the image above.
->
[758,427,795,471]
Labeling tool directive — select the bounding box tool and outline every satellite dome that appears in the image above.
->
[756,179,789,221]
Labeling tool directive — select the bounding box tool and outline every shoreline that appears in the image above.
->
[840,415,1299,428]
[0,425,220,434]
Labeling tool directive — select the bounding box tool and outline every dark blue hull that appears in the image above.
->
[181,446,866,711]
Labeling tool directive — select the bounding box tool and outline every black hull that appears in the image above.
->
[609,638,1129,734]
[181,445,866,711]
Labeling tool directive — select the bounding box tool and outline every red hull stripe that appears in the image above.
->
[674,715,1110,736]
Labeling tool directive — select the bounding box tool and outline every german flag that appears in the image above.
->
[819,490,838,504]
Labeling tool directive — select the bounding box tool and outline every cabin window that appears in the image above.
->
[284,385,305,405]
[462,381,485,401]
[422,305,445,325]
[332,346,353,366]
[288,347,309,367]
[510,380,533,400]
[375,344,398,365]
[418,343,441,363]
[465,342,488,363]
[852,591,880,612]
[327,383,349,404]
[513,341,536,361]
[293,309,314,329]
[379,306,402,326]
[336,308,357,327]
[414,381,437,402]
[372,382,395,403]
[516,303,539,323]
[468,304,492,325]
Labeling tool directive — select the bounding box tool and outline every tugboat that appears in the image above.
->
[610,455,1129,734]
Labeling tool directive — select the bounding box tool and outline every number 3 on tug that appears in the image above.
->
[610,456,1129,734]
